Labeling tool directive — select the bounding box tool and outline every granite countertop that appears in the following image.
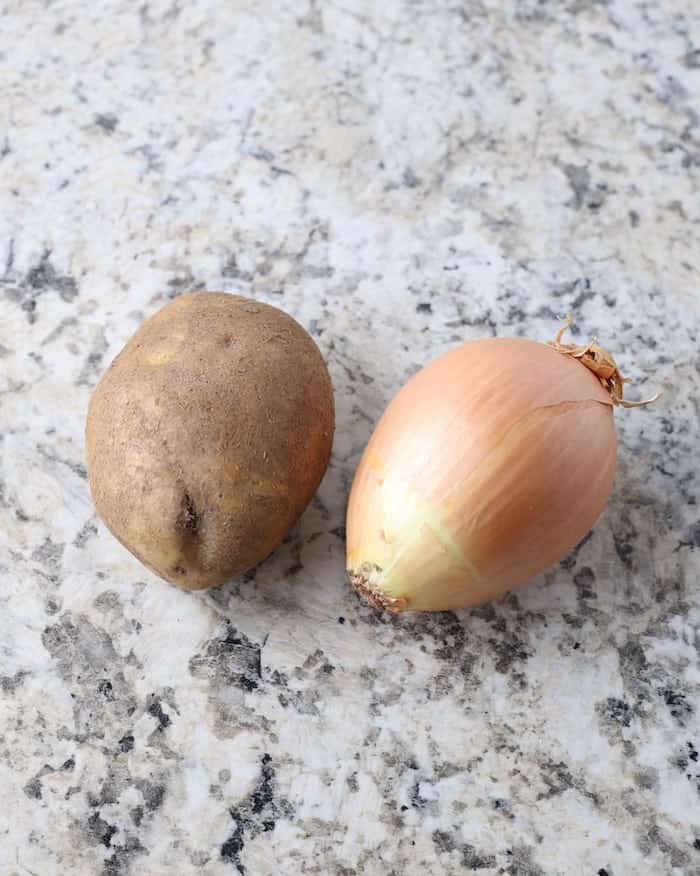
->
[1,1,699,874]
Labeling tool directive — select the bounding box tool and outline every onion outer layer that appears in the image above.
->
[346,337,619,612]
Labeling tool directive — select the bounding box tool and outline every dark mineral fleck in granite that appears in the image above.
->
[1,0,699,874]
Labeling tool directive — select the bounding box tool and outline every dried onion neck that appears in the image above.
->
[547,315,660,408]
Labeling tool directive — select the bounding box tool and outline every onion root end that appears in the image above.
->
[348,562,407,612]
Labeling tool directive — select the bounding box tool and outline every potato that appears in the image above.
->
[86,292,334,590]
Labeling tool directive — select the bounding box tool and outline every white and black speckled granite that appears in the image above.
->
[1,1,699,874]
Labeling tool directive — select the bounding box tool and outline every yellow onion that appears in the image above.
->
[346,321,656,612]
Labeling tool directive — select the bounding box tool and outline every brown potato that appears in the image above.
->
[86,292,334,590]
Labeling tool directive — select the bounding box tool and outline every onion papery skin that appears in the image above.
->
[346,337,617,612]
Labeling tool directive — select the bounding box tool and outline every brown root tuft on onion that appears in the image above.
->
[349,563,408,612]
[346,320,659,613]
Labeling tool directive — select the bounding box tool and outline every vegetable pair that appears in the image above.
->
[87,294,657,612]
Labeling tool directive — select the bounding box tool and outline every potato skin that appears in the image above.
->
[86,292,334,590]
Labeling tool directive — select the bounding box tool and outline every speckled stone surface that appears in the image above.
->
[1,1,699,874]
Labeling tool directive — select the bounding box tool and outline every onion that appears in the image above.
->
[346,319,658,612]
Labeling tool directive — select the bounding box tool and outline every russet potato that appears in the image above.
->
[86,292,334,590]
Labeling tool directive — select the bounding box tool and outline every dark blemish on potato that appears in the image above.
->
[175,492,202,575]
[178,492,200,536]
